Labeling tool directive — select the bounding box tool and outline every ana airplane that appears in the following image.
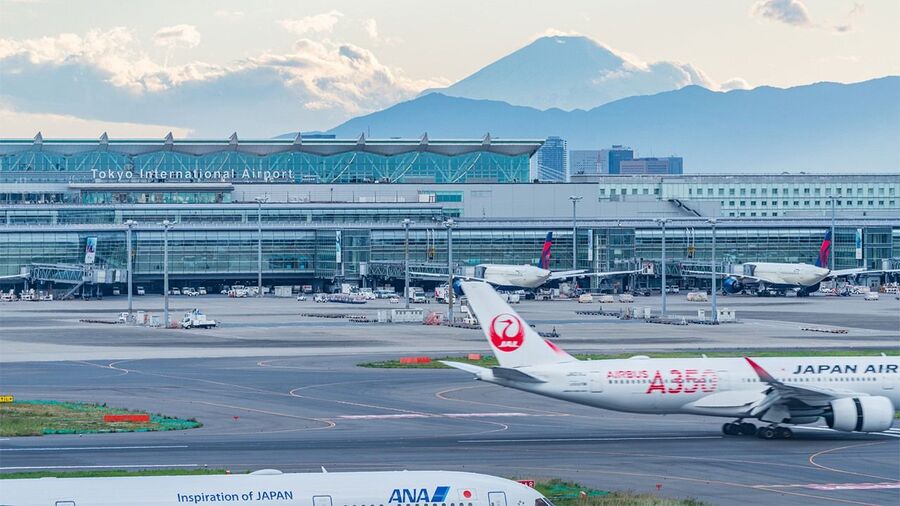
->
[0,469,552,506]
[689,231,897,296]
[445,281,899,440]
[414,232,636,290]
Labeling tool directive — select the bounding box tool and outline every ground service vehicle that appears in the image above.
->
[181,309,217,329]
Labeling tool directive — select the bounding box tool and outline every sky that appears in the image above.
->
[1,0,897,138]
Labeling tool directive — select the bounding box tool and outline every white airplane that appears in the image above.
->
[0,469,552,506]
[414,232,636,290]
[445,281,899,439]
[688,231,898,296]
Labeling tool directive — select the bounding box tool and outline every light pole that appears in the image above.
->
[403,218,412,309]
[255,196,268,297]
[443,218,455,324]
[656,218,668,317]
[162,219,172,327]
[568,195,583,271]
[125,220,136,316]
[708,218,717,323]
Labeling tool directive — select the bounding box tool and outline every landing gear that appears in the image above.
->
[756,425,794,440]
[756,426,777,439]
[721,421,760,436]
[775,427,794,439]
[722,421,794,439]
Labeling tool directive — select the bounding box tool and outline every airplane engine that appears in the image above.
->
[826,396,895,432]
[806,282,821,293]
[722,277,743,294]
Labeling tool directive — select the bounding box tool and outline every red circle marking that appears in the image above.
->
[489,313,525,352]
[463,490,472,499]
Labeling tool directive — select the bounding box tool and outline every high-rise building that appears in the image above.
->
[569,150,603,175]
[619,157,683,175]
[536,136,567,182]
[600,145,634,175]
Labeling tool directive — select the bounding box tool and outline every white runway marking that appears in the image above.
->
[796,426,900,438]
[0,464,199,471]
[457,436,722,443]
[336,412,557,420]
[0,445,189,452]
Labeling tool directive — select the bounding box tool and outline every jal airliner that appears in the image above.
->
[0,469,551,506]
[445,281,900,439]
[414,232,636,290]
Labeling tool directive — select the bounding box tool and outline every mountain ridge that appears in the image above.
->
[325,76,900,173]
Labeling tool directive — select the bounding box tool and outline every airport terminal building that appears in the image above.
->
[2,135,899,294]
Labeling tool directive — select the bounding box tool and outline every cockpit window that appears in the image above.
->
[535,499,556,506]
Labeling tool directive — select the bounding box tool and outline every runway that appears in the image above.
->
[2,356,898,506]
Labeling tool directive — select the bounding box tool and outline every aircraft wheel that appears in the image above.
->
[739,422,757,436]
[756,426,777,440]
[722,423,740,436]
[775,427,794,439]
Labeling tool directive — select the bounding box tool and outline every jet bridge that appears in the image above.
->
[23,263,123,299]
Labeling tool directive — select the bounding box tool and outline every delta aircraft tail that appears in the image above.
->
[538,232,553,270]
[815,230,832,268]
[459,281,575,368]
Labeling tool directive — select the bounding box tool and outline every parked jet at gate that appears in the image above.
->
[446,281,899,439]
[414,232,636,290]
[687,231,898,296]
[0,469,551,506]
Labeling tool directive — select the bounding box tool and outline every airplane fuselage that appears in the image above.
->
[481,356,900,419]
[734,262,830,289]
[479,264,552,289]
[0,470,548,506]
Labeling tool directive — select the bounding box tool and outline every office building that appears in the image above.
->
[535,136,567,182]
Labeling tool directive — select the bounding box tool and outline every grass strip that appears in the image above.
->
[535,479,706,506]
[0,400,201,437]
[359,349,899,369]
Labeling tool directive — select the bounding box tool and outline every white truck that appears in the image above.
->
[181,309,217,329]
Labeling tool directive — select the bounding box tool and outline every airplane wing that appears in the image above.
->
[441,361,547,383]
[826,268,900,279]
[546,269,588,281]
[409,271,495,284]
[743,357,861,421]
[682,270,763,282]
[547,269,638,281]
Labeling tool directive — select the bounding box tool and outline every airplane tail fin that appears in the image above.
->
[815,230,832,268]
[460,281,576,368]
[538,232,552,270]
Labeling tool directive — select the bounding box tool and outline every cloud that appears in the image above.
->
[153,24,201,49]
[721,77,751,91]
[364,19,378,39]
[751,0,860,34]
[0,102,192,138]
[0,27,446,135]
[751,0,811,26]
[214,10,244,21]
[534,28,583,38]
[279,11,343,35]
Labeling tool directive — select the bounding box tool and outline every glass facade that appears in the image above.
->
[1,205,450,226]
[3,222,896,281]
[0,138,537,185]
